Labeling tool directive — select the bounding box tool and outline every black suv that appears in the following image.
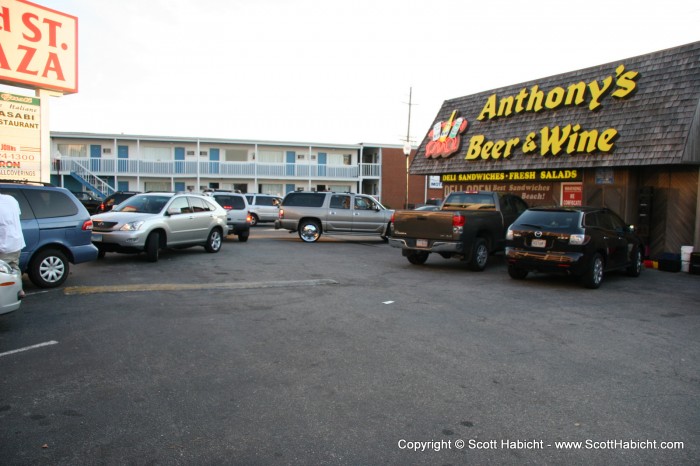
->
[0,181,99,288]
[71,191,102,214]
[505,206,643,289]
[97,191,141,213]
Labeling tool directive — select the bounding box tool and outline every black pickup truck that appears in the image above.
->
[389,191,528,270]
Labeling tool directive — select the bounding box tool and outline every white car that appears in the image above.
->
[91,193,228,262]
[0,259,23,315]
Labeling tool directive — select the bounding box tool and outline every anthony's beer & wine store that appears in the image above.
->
[410,41,700,270]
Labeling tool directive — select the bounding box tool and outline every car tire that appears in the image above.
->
[249,214,259,227]
[97,246,106,259]
[28,248,69,288]
[583,253,604,289]
[238,230,249,243]
[626,247,643,277]
[508,265,528,280]
[468,238,489,271]
[205,228,223,253]
[145,232,160,262]
[299,220,321,243]
[406,251,429,265]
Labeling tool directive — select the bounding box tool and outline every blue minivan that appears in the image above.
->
[0,182,99,288]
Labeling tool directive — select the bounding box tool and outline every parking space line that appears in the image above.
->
[63,279,338,295]
[0,340,59,358]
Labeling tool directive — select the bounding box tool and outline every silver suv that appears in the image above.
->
[245,193,282,226]
[91,192,228,262]
[276,191,394,242]
[211,192,251,242]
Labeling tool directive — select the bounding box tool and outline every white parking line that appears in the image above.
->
[0,340,59,358]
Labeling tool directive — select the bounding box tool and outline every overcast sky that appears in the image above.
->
[2,0,699,146]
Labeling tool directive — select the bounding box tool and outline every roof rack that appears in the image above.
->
[0,179,55,187]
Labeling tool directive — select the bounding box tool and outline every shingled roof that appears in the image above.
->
[410,41,700,175]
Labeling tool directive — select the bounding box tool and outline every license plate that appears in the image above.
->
[92,233,103,242]
[416,239,428,248]
[531,238,546,248]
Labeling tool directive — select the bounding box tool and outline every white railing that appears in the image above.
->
[55,157,364,180]
[61,159,115,195]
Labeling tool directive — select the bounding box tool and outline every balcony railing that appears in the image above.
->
[55,157,380,179]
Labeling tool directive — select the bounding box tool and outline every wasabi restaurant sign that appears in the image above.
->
[0,91,40,181]
[0,0,78,93]
[426,65,640,162]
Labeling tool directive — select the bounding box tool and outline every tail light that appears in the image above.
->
[279,208,284,219]
[98,203,105,212]
[82,219,94,231]
[390,212,395,223]
[569,234,590,245]
[452,213,465,234]
[246,211,253,223]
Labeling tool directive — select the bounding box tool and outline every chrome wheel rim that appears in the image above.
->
[300,224,319,242]
[40,256,65,284]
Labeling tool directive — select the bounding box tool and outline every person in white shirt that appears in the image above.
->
[0,193,26,297]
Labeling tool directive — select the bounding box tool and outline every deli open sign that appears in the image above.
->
[0,0,78,93]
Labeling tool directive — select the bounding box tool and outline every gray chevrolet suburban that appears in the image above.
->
[275,191,393,242]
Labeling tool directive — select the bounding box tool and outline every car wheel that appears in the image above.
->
[205,228,223,252]
[406,251,429,265]
[381,222,392,242]
[468,238,489,271]
[28,248,69,288]
[145,232,160,262]
[626,247,643,277]
[249,214,259,227]
[97,246,106,259]
[299,220,321,242]
[508,265,528,280]
[583,253,604,289]
[238,230,249,243]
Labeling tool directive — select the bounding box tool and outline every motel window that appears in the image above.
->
[258,150,284,163]
[57,144,87,158]
[141,146,171,161]
[225,149,249,162]
[260,184,283,196]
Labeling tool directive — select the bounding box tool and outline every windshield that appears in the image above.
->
[113,195,171,214]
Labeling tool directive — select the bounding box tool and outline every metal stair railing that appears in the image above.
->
[68,159,115,197]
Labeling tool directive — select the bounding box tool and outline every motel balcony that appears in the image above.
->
[54,157,382,180]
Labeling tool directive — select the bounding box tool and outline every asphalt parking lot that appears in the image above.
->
[1,227,699,465]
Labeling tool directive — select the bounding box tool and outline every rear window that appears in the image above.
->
[283,193,326,207]
[23,189,79,218]
[515,210,581,229]
[213,195,245,210]
[443,193,495,211]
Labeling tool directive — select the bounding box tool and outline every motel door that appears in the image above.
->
[118,145,129,172]
[318,152,327,176]
[286,151,295,176]
[174,147,185,174]
[90,145,101,172]
[210,148,220,175]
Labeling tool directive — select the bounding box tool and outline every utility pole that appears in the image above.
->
[403,87,414,209]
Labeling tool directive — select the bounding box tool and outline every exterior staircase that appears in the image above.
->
[65,159,114,199]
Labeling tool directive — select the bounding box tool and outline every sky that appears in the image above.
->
[2,0,699,147]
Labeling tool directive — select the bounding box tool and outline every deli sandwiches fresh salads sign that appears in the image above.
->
[425,65,640,162]
[0,0,78,93]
